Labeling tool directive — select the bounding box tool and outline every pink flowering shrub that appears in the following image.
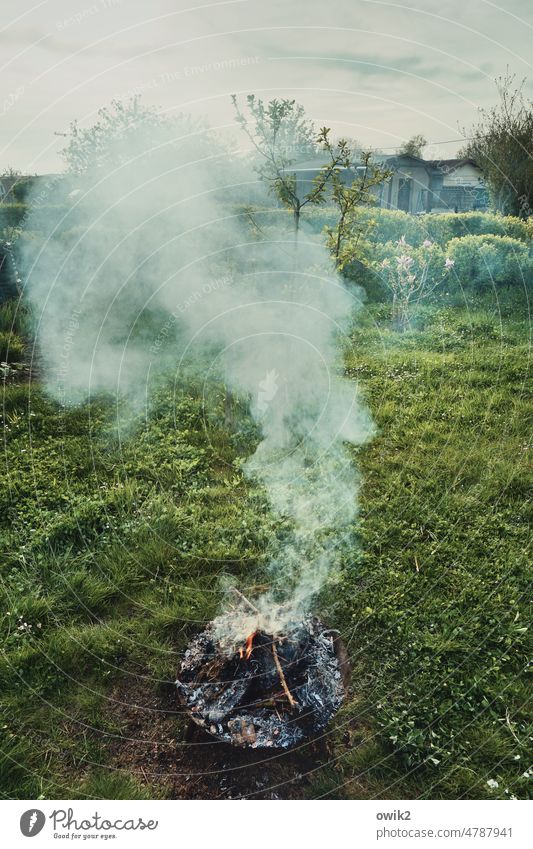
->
[375,236,453,330]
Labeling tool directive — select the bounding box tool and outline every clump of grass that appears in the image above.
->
[0,329,25,362]
[75,771,155,800]
[0,299,33,365]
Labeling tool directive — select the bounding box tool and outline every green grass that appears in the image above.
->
[323,297,532,800]
[0,293,531,800]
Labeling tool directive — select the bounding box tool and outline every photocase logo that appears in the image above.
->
[257,369,279,415]
[20,809,46,837]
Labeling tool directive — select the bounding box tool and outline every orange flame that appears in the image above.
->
[239,631,257,661]
[245,632,256,660]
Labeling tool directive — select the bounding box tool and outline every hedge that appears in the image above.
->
[306,208,530,247]
[5,201,531,246]
[255,206,531,246]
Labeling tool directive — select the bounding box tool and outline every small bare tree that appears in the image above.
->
[232,96,350,241]
[233,95,391,272]
[319,141,392,270]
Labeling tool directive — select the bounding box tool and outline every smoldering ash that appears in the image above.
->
[20,114,374,644]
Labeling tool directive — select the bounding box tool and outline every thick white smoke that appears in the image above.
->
[20,113,374,642]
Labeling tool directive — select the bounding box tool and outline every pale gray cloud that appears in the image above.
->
[0,0,531,172]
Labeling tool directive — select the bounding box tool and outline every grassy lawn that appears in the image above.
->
[0,293,531,800]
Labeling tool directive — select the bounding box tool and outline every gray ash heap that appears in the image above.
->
[176,615,345,749]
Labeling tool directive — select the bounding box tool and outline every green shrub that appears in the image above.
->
[11,178,38,204]
[343,260,386,300]
[447,234,533,292]
[426,212,529,244]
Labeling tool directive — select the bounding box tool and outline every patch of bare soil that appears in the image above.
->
[104,674,340,799]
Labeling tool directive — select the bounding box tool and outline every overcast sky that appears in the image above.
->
[1,0,531,173]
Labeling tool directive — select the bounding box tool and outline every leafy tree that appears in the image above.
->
[59,97,234,195]
[60,97,176,175]
[397,134,427,158]
[463,74,533,218]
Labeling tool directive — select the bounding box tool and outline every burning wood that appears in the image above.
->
[176,616,345,749]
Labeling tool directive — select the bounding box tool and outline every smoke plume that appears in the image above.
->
[20,112,374,643]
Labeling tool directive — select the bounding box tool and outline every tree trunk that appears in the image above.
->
[293,205,300,243]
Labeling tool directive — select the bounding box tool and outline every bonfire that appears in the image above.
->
[176,588,346,749]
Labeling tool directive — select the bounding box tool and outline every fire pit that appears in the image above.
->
[176,614,345,749]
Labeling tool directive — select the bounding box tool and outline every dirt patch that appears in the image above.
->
[103,673,340,799]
